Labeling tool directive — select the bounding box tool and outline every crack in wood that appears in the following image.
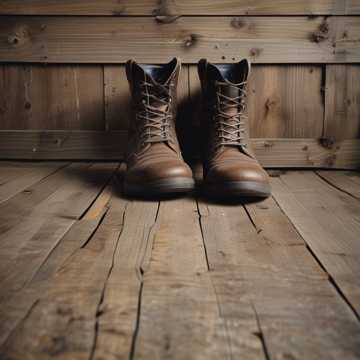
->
[89,203,128,360]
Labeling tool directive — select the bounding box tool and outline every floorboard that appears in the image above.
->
[199,196,360,360]
[0,162,68,203]
[0,163,359,359]
[271,171,360,316]
[316,170,360,199]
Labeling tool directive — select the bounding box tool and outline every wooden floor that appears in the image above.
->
[0,162,360,359]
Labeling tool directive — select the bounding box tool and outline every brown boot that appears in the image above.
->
[198,59,271,198]
[124,58,194,196]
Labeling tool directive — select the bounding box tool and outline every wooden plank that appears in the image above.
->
[1,16,359,63]
[0,195,128,358]
[0,130,128,160]
[316,170,360,199]
[92,200,160,360]
[0,0,357,15]
[130,198,241,359]
[0,64,104,130]
[0,163,118,299]
[0,198,160,359]
[347,0,360,14]
[0,178,114,347]
[0,161,66,203]
[324,65,360,140]
[248,65,324,138]
[0,162,116,273]
[104,65,130,131]
[1,131,360,168]
[271,170,360,314]
[199,196,360,360]
[252,138,360,169]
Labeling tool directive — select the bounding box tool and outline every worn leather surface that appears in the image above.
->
[198,59,270,189]
[125,58,193,186]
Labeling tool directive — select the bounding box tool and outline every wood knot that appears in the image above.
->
[249,48,263,58]
[7,35,20,45]
[310,19,329,43]
[7,26,29,46]
[183,34,199,49]
[265,96,278,113]
[263,141,274,148]
[153,0,175,16]
[231,17,245,29]
[155,15,180,24]
[319,137,335,149]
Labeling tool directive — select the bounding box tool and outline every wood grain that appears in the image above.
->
[0,174,126,359]
[199,196,360,360]
[271,171,360,314]
[1,131,360,168]
[324,65,360,140]
[0,64,104,130]
[316,170,360,199]
[104,65,130,131]
[0,177,116,347]
[92,200,159,360]
[0,16,359,63]
[0,0,357,15]
[248,65,324,138]
[0,161,66,203]
[132,199,236,359]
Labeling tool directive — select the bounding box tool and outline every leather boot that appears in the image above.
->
[198,59,271,198]
[124,58,194,196]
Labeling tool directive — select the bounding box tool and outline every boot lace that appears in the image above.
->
[214,81,248,148]
[136,81,173,144]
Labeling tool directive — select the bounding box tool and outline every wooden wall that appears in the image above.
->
[0,1,360,168]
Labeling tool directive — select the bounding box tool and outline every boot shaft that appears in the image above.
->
[125,58,181,158]
[198,59,252,156]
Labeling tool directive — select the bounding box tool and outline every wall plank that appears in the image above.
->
[324,65,360,140]
[0,0,357,15]
[0,16,359,63]
[248,65,324,138]
[0,65,104,130]
[104,65,130,131]
[0,131,359,169]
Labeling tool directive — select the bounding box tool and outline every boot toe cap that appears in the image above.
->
[205,162,271,197]
[126,160,193,184]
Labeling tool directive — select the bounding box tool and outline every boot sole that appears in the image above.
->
[124,177,195,197]
[205,181,271,198]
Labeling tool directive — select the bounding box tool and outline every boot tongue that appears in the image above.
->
[207,60,250,147]
[133,59,179,144]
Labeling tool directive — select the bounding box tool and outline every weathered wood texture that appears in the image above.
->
[325,65,360,140]
[0,0,358,15]
[0,16,359,63]
[0,162,119,347]
[199,196,360,359]
[0,161,66,203]
[1,131,359,168]
[316,170,360,199]
[0,64,104,130]
[1,163,360,359]
[271,171,360,314]
[1,63,359,167]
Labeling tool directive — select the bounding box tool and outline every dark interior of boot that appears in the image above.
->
[142,58,177,83]
[215,62,248,83]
